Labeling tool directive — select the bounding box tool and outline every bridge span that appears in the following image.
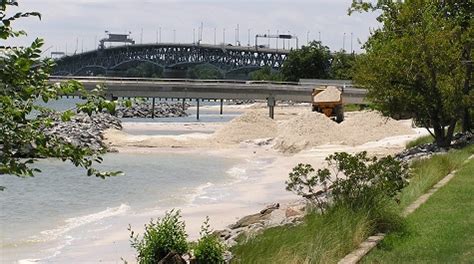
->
[53,43,290,78]
[50,76,367,119]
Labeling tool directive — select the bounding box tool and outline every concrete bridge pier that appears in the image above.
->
[267,96,276,119]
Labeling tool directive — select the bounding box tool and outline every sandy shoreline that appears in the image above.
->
[9,106,429,263]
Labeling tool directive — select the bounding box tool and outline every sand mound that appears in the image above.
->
[274,112,338,153]
[212,110,277,144]
[313,86,341,102]
[274,110,415,153]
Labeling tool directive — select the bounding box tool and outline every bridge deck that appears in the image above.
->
[50,77,367,104]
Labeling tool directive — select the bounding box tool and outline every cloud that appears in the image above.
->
[7,0,380,54]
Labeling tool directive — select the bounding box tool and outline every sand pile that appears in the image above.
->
[212,110,277,144]
[274,112,338,153]
[313,86,341,102]
[274,110,415,153]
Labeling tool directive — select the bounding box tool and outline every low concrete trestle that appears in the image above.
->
[50,76,368,119]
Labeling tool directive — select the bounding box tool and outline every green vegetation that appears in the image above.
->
[396,144,474,211]
[187,64,223,79]
[351,1,473,147]
[193,216,227,264]
[233,152,408,263]
[329,51,356,80]
[123,62,163,78]
[233,146,474,263]
[250,66,284,81]
[281,41,332,82]
[232,206,374,264]
[129,210,189,263]
[363,157,474,263]
[0,1,118,183]
[128,212,227,263]
[405,135,434,149]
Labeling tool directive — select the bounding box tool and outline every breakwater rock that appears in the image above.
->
[396,132,473,162]
[116,102,189,118]
[43,112,122,152]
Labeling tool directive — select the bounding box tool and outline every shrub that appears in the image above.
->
[194,216,226,264]
[129,209,188,263]
[286,152,409,211]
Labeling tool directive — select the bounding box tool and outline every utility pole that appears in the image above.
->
[350,32,353,53]
[140,28,143,44]
[307,31,310,45]
[247,28,251,46]
[276,30,279,50]
[173,29,176,43]
[81,38,84,53]
[267,29,270,47]
[235,24,240,46]
[200,22,203,43]
[94,35,97,50]
[343,32,346,52]
[159,27,162,43]
[223,28,226,44]
[156,30,158,44]
[318,31,321,42]
[193,28,196,44]
[214,28,216,45]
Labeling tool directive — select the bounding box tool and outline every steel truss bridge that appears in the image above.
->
[53,43,290,77]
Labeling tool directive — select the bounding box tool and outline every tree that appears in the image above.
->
[1,0,119,187]
[329,51,357,80]
[350,0,473,147]
[281,41,332,81]
[250,66,283,81]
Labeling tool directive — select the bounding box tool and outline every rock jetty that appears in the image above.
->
[42,112,122,152]
[116,102,189,118]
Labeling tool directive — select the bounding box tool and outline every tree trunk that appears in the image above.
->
[434,120,457,148]
[461,43,472,132]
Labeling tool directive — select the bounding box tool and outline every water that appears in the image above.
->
[1,98,248,262]
[0,152,239,262]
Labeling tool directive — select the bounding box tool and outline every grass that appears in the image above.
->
[231,206,374,264]
[405,134,434,149]
[231,145,474,264]
[397,144,474,211]
[363,157,474,263]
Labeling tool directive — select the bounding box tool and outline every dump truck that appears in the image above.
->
[311,86,344,123]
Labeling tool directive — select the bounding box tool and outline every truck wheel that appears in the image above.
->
[335,105,344,123]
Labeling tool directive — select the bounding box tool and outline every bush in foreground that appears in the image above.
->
[129,209,188,263]
[193,216,226,264]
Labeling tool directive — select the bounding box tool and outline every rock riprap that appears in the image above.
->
[116,102,189,118]
[42,112,122,152]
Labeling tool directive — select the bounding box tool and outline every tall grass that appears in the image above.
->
[405,135,433,148]
[231,199,404,264]
[397,144,474,210]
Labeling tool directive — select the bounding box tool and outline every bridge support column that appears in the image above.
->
[220,99,224,115]
[196,99,200,120]
[152,98,156,119]
[267,96,276,119]
[182,98,186,110]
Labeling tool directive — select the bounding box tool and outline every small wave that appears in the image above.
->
[226,166,248,180]
[30,204,130,243]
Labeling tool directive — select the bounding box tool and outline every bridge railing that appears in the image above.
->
[49,76,302,86]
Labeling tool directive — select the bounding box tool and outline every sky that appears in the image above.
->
[6,0,381,55]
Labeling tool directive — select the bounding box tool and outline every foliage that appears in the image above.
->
[286,152,408,213]
[364,158,474,263]
[129,209,188,263]
[250,66,284,81]
[405,135,434,149]
[281,41,332,81]
[329,51,357,80]
[120,62,163,78]
[232,206,376,264]
[350,0,473,147]
[193,216,226,264]
[187,64,223,79]
[0,0,119,182]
